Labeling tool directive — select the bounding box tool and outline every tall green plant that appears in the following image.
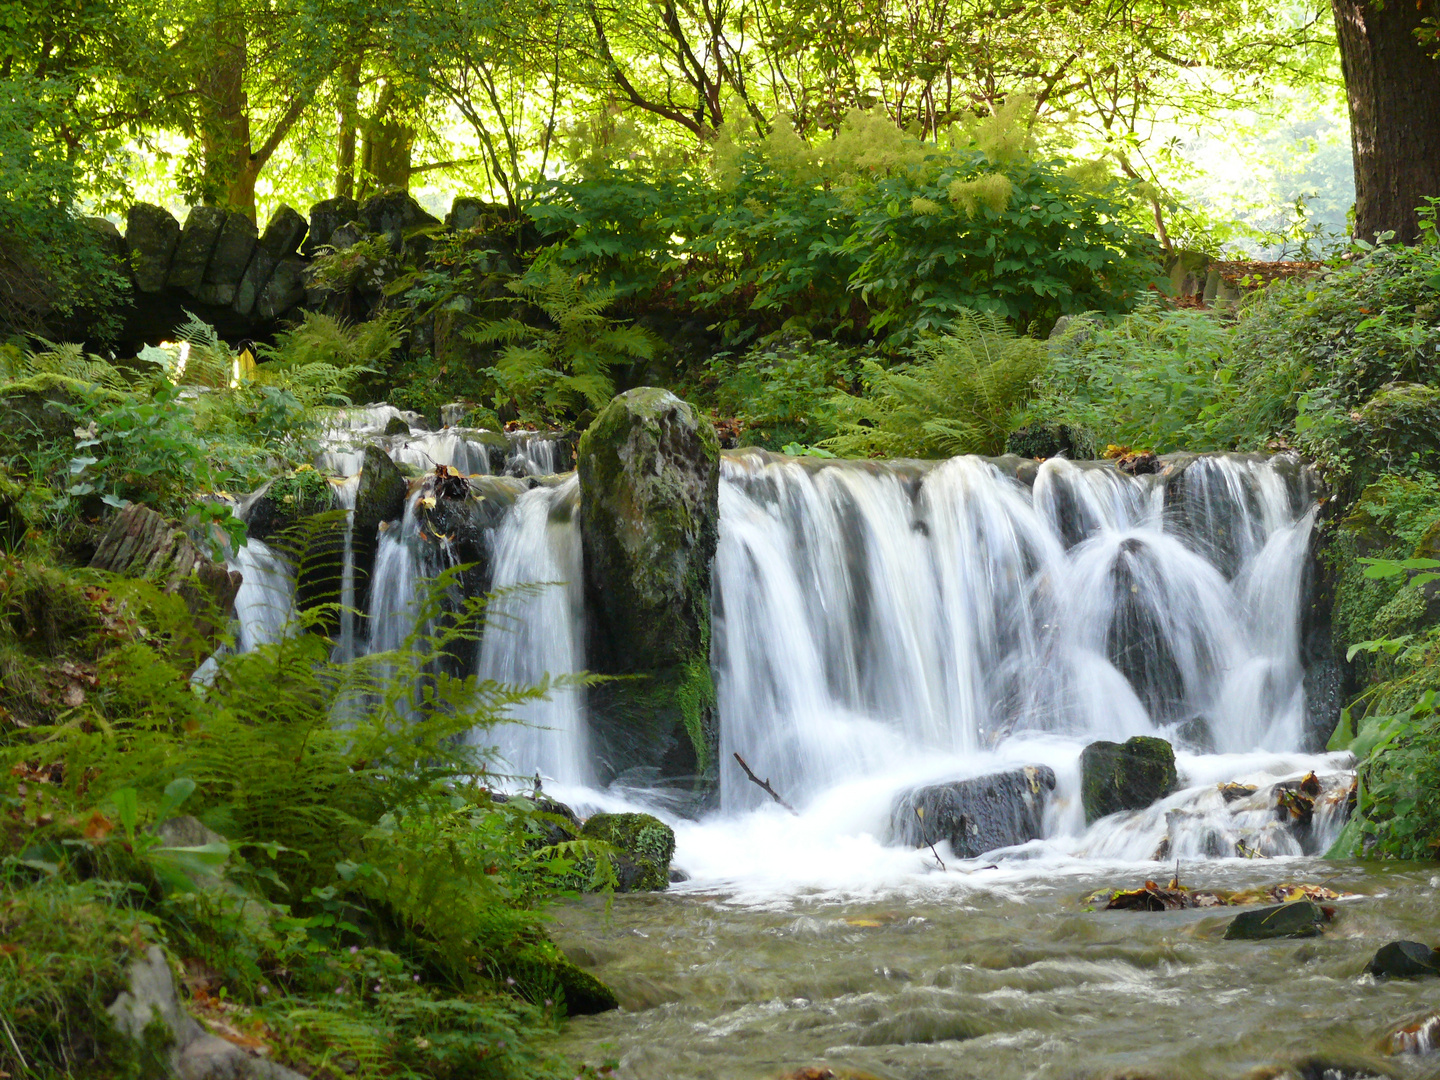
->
[469,268,659,422]
[823,311,1048,458]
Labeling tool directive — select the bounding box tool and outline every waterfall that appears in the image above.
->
[227,400,1343,874]
[229,537,295,652]
[712,451,1319,811]
[473,476,590,785]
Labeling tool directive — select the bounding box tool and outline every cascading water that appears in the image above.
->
[227,410,1351,883]
[711,451,1321,813]
[473,475,590,785]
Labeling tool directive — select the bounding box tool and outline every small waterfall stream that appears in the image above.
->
[228,414,1349,885]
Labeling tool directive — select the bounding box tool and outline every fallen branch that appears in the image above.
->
[733,752,798,814]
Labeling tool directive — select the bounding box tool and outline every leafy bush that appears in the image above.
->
[822,311,1048,458]
[530,109,1161,348]
[1030,304,1235,453]
[1223,242,1440,487]
[699,335,861,449]
[0,79,129,341]
[469,267,658,424]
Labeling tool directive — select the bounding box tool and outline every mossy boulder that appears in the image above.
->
[1223,900,1326,941]
[580,812,676,892]
[1079,735,1178,824]
[577,388,720,797]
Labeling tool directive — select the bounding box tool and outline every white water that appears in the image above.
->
[474,476,590,785]
[228,419,1352,895]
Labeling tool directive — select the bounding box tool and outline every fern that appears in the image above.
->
[2,339,136,392]
[467,266,659,423]
[823,310,1049,458]
[259,311,401,409]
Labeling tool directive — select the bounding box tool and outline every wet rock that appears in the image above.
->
[1080,736,1178,824]
[580,811,676,891]
[1115,449,1161,475]
[1365,941,1440,979]
[1223,900,1327,940]
[166,206,228,291]
[1005,422,1095,460]
[303,195,359,255]
[1219,782,1258,803]
[351,444,409,604]
[421,475,523,596]
[889,766,1056,859]
[125,203,181,293]
[550,954,619,1015]
[1383,1011,1440,1054]
[384,415,411,436]
[90,502,241,660]
[578,388,721,797]
[491,792,581,847]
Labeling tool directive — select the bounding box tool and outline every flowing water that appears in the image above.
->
[223,429,1440,1078]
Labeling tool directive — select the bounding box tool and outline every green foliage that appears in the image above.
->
[823,311,1049,458]
[0,877,168,1078]
[1030,305,1235,453]
[1222,242,1440,485]
[0,532,615,1076]
[699,335,861,449]
[257,311,400,408]
[468,267,658,423]
[531,112,1161,349]
[0,76,129,340]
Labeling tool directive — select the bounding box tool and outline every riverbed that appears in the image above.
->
[551,856,1440,1079]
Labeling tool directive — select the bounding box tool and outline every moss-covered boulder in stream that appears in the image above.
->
[1080,735,1178,824]
[580,812,676,892]
[577,388,720,799]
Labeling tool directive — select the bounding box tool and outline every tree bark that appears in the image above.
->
[335,57,362,199]
[1332,0,1440,243]
[359,82,413,195]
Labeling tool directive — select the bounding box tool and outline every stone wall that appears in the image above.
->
[90,194,510,354]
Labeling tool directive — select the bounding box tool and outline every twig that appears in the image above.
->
[915,807,946,871]
[732,753,798,814]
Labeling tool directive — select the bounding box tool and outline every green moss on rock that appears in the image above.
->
[577,388,721,795]
[580,812,676,892]
[1079,735,1177,824]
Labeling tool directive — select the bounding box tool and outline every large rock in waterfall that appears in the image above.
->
[889,766,1056,858]
[351,443,410,608]
[580,811,677,892]
[1080,735,1178,824]
[577,388,721,797]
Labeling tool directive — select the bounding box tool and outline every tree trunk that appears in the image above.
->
[358,82,412,195]
[198,16,253,216]
[1332,0,1440,243]
[335,57,361,199]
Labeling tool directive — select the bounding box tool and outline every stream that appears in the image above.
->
[549,855,1440,1080]
[230,408,1440,1078]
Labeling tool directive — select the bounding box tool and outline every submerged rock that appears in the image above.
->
[889,766,1056,859]
[580,811,676,892]
[578,388,721,798]
[1223,900,1327,940]
[1365,941,1440,979]
[1080,736,1178,824]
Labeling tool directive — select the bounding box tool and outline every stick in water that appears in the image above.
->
[732,752,798,814]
